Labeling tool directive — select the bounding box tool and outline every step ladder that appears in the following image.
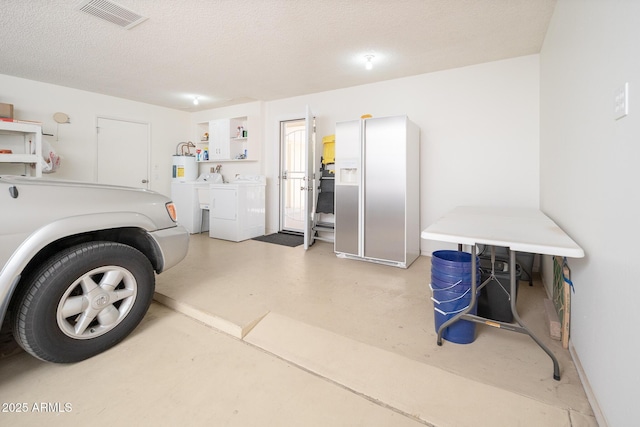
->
[312,160,335,243]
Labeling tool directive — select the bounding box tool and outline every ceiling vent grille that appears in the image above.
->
[76,0,148,30]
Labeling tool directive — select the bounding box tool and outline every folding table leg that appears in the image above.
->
[509,250,561,381]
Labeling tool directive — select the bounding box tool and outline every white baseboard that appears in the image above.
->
[542,257,607,425]
[569,341,608,427]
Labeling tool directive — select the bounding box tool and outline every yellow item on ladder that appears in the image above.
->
[322,135,335,165]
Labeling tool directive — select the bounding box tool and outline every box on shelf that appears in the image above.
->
[0,103,14,119]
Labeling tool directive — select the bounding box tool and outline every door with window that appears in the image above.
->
[280,119,306,233]
[279,107,315,249]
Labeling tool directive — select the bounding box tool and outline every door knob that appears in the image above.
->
[142,179,148,184]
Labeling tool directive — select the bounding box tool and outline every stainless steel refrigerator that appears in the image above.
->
[334,115,420,268]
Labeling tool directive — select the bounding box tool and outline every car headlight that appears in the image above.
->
[165,202,178,222]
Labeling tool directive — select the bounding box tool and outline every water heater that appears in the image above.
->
[172,155,197,182]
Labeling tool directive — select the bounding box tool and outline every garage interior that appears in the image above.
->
[1,1,638,426]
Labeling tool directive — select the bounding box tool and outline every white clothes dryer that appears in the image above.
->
[209,175,266,242]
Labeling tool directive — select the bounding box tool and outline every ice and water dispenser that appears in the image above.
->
[336,159,359,186]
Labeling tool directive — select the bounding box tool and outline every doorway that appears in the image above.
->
[279,119,306,233]
[96,117,150,188]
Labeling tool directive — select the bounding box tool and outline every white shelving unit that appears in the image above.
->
[0,121,42,177]
[195,116,256,163]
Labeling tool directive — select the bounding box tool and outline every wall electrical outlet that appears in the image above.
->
[614,82,629,120]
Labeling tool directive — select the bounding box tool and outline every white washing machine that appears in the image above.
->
[209,175,266,242]
[171,173,222,234]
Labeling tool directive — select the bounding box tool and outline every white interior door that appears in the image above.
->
[303,106,315,250]
[97,117,150,188]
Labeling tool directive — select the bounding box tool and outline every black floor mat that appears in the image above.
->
[252,232,304,247]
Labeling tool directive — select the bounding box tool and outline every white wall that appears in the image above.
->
[260,55,541,253]
[540,1,640,425]
[0,74,189,197]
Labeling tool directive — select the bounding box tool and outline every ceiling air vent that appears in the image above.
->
[76,0,148,30]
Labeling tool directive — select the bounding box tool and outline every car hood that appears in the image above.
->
[0,176,176,235]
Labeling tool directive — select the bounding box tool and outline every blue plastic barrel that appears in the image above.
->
[432,250,478,271]
[432,249,473,264]
[430,276,471,292]
[430,250,479,344]
[432,289,478,344]
[431,268,480,288]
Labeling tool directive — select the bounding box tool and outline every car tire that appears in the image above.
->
[12,241,155,363]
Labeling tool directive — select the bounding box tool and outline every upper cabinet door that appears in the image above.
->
[208,119,230,160]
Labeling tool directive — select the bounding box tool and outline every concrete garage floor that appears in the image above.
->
[0,234,597,426]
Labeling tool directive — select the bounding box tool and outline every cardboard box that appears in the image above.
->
[0,103,14,119]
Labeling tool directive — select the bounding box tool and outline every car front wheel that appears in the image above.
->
[12,241,155,363]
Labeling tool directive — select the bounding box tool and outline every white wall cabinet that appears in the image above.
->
[0,121,42,177]
[208,119,231,160]
[195,116,254,162]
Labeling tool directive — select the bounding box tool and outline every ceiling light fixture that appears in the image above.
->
[193,96,199,106]
[365,55,374,70]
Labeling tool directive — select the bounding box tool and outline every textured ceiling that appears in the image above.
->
[0,0,556,111]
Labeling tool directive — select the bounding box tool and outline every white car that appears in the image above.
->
[0,176,189,363]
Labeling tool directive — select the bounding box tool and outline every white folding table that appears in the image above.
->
[421,206,584,380]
